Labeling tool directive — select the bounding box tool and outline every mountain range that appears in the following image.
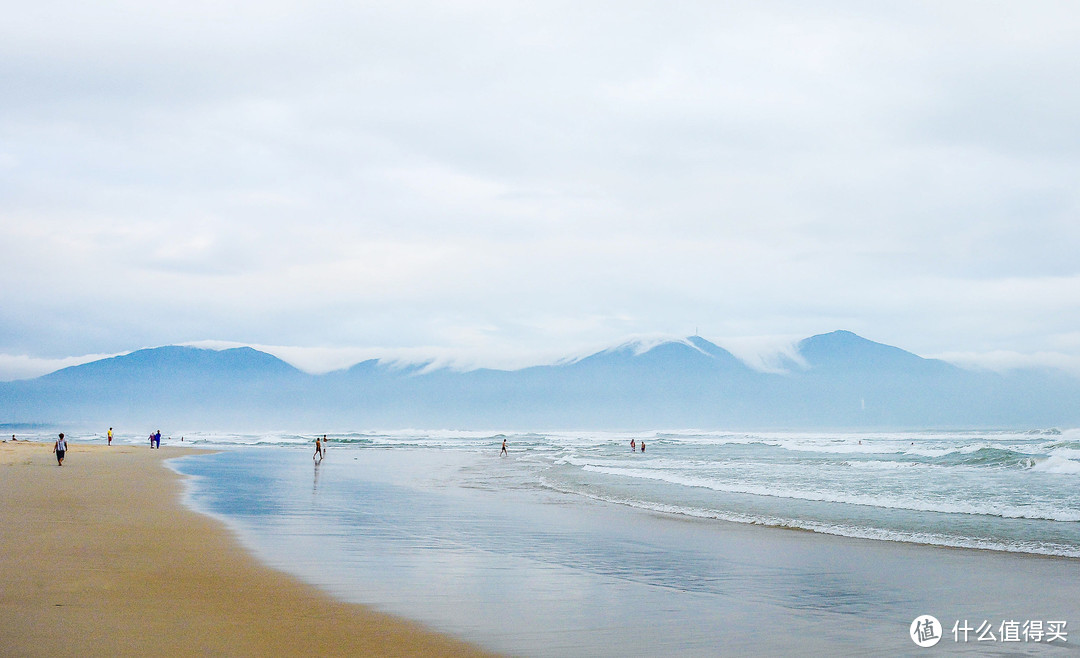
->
[2,331,1077,431]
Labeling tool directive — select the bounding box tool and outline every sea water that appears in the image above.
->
[164,428,1080,558]
[46,427,1080,654]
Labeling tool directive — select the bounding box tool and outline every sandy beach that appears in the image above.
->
[0,440,493,657]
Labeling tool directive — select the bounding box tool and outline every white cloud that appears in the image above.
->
[2,1,1080,368]
[181,339,583,374]
[934,351,1080,377]
[0,352,125,382]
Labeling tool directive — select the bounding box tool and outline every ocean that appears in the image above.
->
[156,427,1080,557]
[35,427,1080,654]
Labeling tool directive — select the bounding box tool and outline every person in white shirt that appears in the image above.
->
[53,433,68,466]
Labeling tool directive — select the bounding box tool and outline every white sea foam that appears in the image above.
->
[1030,455,1080,475]
[537,478,1080,559]
[839,460,928,471]
[1049,447,1080,460]
[578,464,1080,522]
[558,455,718,470]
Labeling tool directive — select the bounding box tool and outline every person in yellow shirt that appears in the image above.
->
[108,427,113,446]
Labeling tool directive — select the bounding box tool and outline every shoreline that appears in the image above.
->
[172,446,1080,655]
[0,441,495,657]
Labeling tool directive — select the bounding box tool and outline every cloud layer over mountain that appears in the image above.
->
[3,2,1079,375]
[4,331,1076,431]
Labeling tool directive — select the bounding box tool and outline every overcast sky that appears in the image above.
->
[2,1,1079,380]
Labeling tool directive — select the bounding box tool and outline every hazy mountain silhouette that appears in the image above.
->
[1,332,1077,430]
[797,330,953,373]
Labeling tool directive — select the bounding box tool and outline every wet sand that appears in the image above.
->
[0,441,494,657]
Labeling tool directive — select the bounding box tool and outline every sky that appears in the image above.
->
[2,1,1079,380]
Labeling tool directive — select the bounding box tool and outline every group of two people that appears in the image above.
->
[629,438,646,453]
[149,430,162,449]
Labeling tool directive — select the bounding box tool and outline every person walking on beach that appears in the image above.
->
[313,436,323,462]
[108,427,113,446]
[154,430,161,449]
[53,433,67,466]
[501,438,508,456]
[322,435,328,459]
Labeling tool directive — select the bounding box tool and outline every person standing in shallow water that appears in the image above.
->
[53,433,67,465]
[313,436,323,462]
[500,438,508,456]
[641,441,645,453]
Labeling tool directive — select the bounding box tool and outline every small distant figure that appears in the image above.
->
[858,440,862,445]
[10,434,15,441]
[53,433,67,466]
[630,439,636,451]
[500,438,508,456]
[108,427,113,446]
[155,430,162,449]
[641,441,646,453]
[149,433,155,449]
[313,436,323,462]
[322,435,328,458]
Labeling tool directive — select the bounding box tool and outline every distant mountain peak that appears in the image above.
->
[797,330,949,372]
[562,335,749,376]
[686,335,735,356]
[802,330,865,345]
[41,344,301,380]
[3,333,1076,429]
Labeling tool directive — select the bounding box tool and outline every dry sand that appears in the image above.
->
[0,440,495,657]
